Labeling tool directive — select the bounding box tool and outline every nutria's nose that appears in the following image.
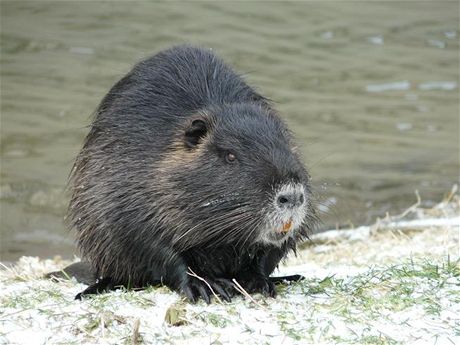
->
[276,186,305,209]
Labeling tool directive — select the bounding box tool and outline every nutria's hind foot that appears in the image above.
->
[46,261,96,285]
[269,274,305,284]
[75,277,116,300]
[182,277,234,304]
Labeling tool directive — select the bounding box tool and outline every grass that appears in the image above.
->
[1,254,458,345]
[0,193,458,344]
[0,256,458,344]
[293,257,459,320]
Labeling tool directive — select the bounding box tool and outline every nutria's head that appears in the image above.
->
[156,103,315,250]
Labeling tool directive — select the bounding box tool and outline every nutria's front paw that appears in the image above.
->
[182,277,234,304]
[238,275,277,298]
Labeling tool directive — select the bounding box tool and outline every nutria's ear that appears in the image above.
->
[184,119,207,148]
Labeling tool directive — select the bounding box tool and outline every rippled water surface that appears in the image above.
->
[1,1,458,261]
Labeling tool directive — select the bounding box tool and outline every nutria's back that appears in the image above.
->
[67,45,316,302]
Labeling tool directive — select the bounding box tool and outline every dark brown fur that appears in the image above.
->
[63,45,317,302]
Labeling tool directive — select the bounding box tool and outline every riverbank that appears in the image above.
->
[1,189,458,345]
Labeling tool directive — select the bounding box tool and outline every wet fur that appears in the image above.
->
[65,45,316,302]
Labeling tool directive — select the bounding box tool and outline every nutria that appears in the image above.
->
[56,45,316,303]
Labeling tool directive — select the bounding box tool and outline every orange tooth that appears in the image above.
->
[282,219,293,233]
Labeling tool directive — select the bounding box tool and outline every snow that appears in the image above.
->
[1,196,459,344]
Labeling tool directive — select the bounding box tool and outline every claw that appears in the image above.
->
[182,285,197,303]
[215,278,235,298]
[261,283,269,296]
[197,284,211,304]
[267,280,277,298]
[211,281,232,302]
[182,276,234,304]
[236,275,278,298]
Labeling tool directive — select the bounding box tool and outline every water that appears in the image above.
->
[1,1,458,262]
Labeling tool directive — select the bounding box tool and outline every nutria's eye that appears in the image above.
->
[225,152,237,164]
